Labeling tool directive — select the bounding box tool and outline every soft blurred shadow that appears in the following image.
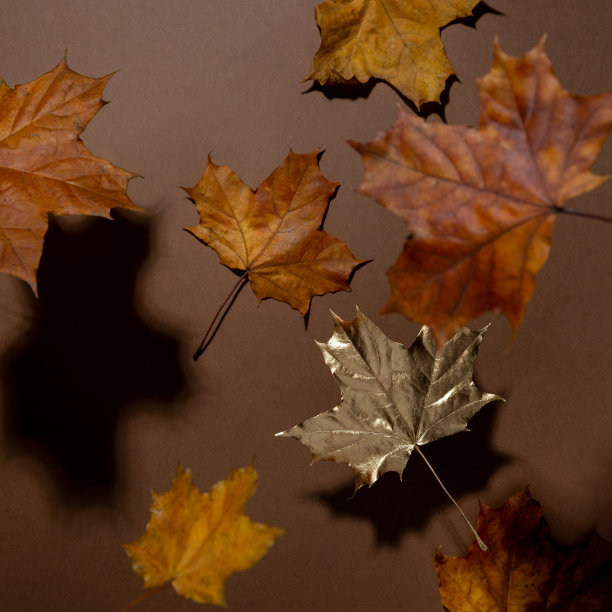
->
[312,402,511,546]
[1,210,186,506]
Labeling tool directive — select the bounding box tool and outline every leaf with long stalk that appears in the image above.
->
[276,308,502,550]
[184,150,367,359]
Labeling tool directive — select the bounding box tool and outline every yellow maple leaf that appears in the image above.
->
[306,0,480,106]
[350,38,612,343]
[122,465,284,607]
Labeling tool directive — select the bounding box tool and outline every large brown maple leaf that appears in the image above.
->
[436,488,612,611]
[185,150,365,316]
[0,58,140,294]
[306,0,481,106]
[123,465,284,607]
[351,39,612,344]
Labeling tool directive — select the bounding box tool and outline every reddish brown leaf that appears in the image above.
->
[0,58,140,294]
[185,150,366,316]
[351,39,612,343]
[435,488,612,611]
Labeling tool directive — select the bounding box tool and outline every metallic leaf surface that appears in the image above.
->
[277,308,501,491]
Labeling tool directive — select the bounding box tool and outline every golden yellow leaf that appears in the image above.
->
[0,58,140,294]
[123,465,284,606]
[306,0,480,106]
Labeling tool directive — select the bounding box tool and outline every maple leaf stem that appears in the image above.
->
[556,207,612,224]
[118,582,172,611]
[414,445,487,552]
[193,271,249,360]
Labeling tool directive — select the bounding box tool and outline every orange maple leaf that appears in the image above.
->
[306,0,481,106]
[122,465,284,607]
[0,58,140,294]
[435,488,612,611]
[351,39,612,344]
[185,150,366,316]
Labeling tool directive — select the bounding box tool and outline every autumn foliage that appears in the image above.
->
[185,150,365,316]
[352,39,612,343]
[123,465,284,607]
[306,0,481,106]
[436,488,612,611]
[1,4,610,611]
[0,58,140,294]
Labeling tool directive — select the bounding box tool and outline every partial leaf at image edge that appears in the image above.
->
[436,488,612,611]
[184,150,368,357]
[351,38,612,344]
[0,58,141,294]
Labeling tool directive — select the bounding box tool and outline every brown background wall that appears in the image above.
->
[0,1,611,610]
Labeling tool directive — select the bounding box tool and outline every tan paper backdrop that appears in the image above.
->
[0,1,611,610]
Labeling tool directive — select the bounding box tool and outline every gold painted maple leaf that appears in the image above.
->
[277,308,500,492]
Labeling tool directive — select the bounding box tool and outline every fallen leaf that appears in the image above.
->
[435,488,612,611]
[0,58,140,294]
[276,308,500,492]
[123,465,284,607]
[185,150,365,316]
[351,38,612,344]
[306,0,481,106]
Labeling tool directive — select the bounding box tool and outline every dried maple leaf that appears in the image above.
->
[122,465,284,607]
[306,0,481,106]
[0,58,140,294]
[185,150,366,358]
[351,39,612,344]
[436,488,612,611]
[277,308,500,547]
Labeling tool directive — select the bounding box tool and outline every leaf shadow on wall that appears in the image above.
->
[305,76,458,121]
[312,402,511,547]
[1,210,186,505]
[303,2,501,119]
